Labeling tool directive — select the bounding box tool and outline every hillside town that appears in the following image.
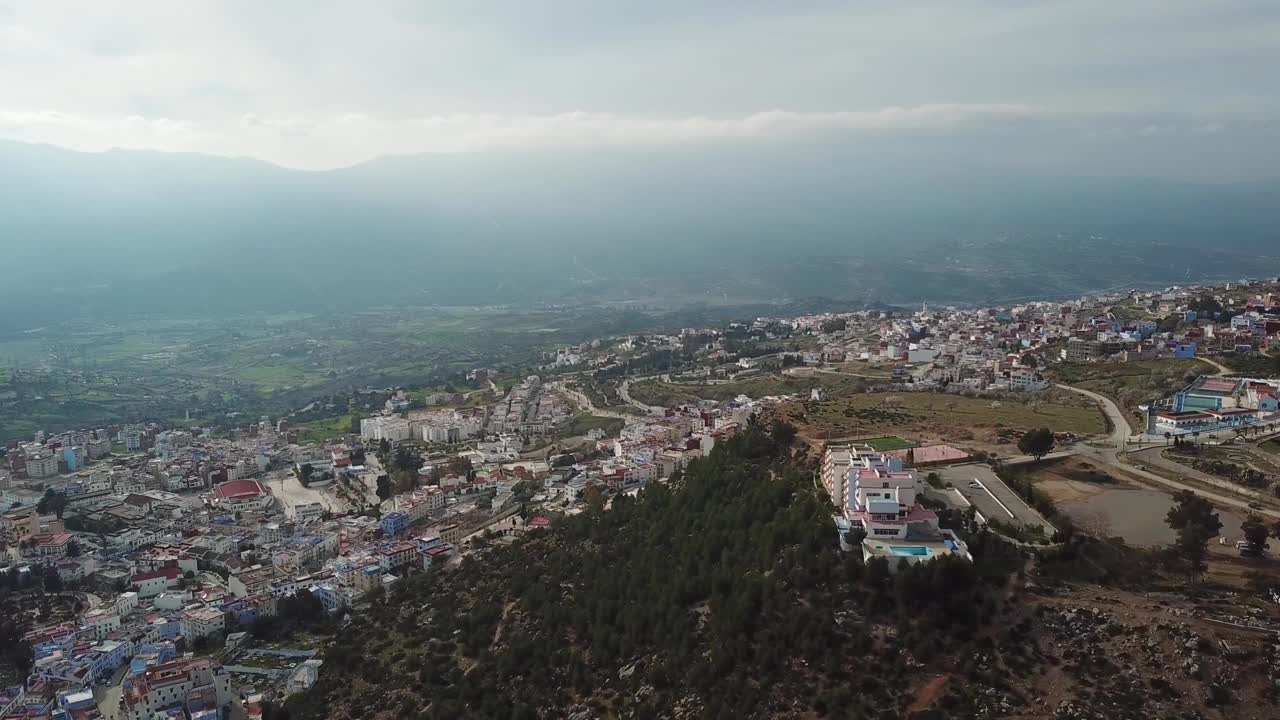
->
[3,277,1280,719]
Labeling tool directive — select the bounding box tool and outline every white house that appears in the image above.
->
[131,567,181,598]
[115,592,139,617]
[180,606,226,640]
[81,610,120,640]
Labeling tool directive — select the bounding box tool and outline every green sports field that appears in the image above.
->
[861,435,916,451]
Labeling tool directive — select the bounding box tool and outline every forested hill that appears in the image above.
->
[276,422,1028,720]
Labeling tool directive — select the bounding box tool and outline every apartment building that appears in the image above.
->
[120,657,231,720]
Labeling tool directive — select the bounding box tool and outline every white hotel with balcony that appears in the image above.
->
[822,445,969,570]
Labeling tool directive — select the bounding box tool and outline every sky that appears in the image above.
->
[1,0,1278,175]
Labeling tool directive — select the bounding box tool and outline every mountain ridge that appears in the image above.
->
[2,138,1279,334]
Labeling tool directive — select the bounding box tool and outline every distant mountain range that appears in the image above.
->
[2,138,1279,333]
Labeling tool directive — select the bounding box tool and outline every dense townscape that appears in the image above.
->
[4,3,1280,718]
[3,277,1280,719]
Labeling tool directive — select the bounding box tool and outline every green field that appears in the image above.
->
[298,414,358,445]
[236,364,333,392]
[0,305,679,442]
[861,435,916,451]
[832,361,893,378]
[559,413,625,439]
[1051,358,1205,385]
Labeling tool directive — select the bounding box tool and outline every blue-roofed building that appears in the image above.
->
[88,639,134,679]
[380,511,410,537]
[224,601,259,627]
[129,642,178,677]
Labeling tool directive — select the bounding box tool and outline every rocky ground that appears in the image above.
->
[1001,587,1279,720]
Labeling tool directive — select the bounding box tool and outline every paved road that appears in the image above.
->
[617,377,665,414]
[783,365,892,381]
[552,383,635,421]
[1197,356,1232,376]
[1128,445,1263,499]
[934,463,1054,533]
[1058,383,1280,520]
[1055,383,1140,446]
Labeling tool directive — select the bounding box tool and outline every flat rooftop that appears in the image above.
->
[863,538,962,561]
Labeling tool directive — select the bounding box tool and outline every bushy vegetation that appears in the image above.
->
[287,423,1025,720]
[1186,457,1271,489]
[1050,359,1204,430]
[1220,352,1280,378]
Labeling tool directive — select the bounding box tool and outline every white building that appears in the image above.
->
[81,610,121,640]
[131,568,181,598]
[293,502,326,524]
[1006,368,1049,393]
[120,657,232,720]
[830,448,971,572]
[360,416,412,443]
[115,592,139,618]
[25,452,60,479]
[181,606,226,641]
[395,487,446,524]
[286,658,324,694]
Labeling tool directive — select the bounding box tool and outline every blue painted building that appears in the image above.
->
[88,639,134,679]
[380,511,410,537]
[314,583,344,612]
[129,642,177,676]
[1173,342,1197,359]
[54,686,97,712]
[62,447,79,473]
[226,603,259,627]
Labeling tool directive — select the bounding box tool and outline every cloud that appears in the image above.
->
[0,103,1048,167]
[0,108,209,153]
[391,104,1046,147]
[2,104,1268,171]
[0,1,1277,176]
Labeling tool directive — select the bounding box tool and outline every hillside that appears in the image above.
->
[269,424,1280,720]
[276,423,1007,719]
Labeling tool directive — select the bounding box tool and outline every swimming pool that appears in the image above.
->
[888,546,930,556]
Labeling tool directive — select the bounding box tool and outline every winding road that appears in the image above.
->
[783,365,893,381]
[616,376,665,414]
[1056,383,1280,519]
[552,383,636,421]
[1196,356,1233,377]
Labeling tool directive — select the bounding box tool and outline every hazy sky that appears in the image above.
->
[1,0,1277,173]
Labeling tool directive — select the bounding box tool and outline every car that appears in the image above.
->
[1248,501,1263,510]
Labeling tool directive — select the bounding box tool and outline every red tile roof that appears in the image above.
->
[131,567,181,583]
[213,479,266,500]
